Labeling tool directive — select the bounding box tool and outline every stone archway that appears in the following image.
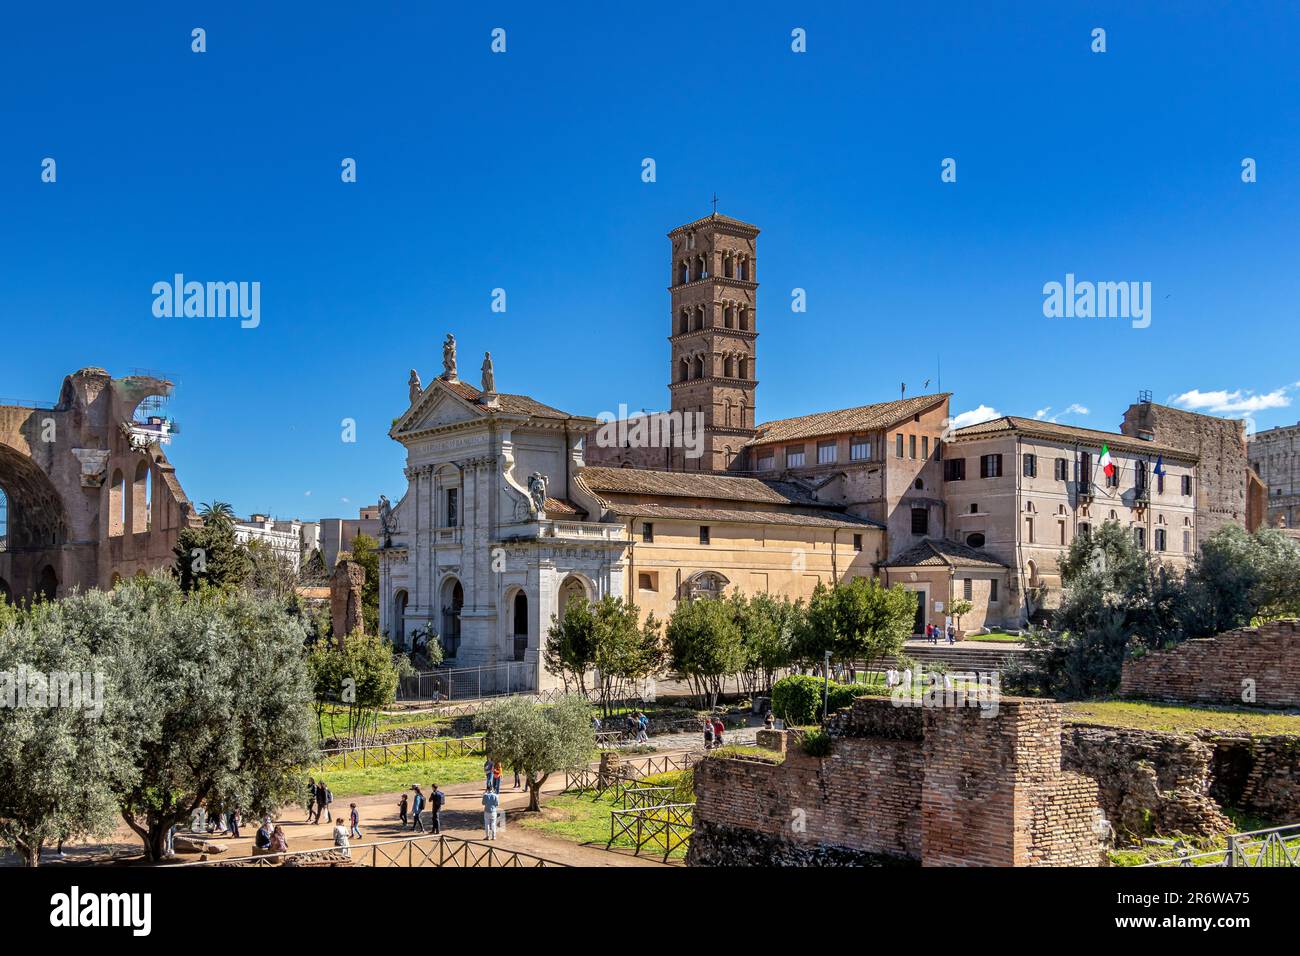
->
[557,573,592,618]
[36,565,58,601]
[0,444,71,604]
[440,576,463,659]
[393,589,409,648]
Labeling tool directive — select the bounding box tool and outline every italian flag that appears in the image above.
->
[1099,443,1115,479]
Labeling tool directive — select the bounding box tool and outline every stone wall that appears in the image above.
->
[1118,620,1300,708]
[690,696,1107,867]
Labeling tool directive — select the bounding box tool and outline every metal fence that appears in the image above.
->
[315,735,485,771]
[609,803,694,861]
[397,662,540,702]
[1137,823,1300,867]
[181,832,565,868]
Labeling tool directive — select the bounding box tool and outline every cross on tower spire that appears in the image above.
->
[711,193,719,216]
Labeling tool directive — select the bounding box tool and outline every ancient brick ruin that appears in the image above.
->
[1119,619,1300,708]
[689,696,1107,867]
[330,558,366,645]
[0,368,199,603]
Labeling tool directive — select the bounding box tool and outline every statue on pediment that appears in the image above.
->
[481,352,495,394]
[408,369,422,405]
[442,334,458,381]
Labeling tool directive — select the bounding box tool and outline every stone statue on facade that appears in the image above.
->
[378,494,397,547]
[527,472,548,516]
[481,352,495,394]
[408,369,422,404]
[442,334,457,381]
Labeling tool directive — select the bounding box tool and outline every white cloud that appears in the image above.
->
[1169,385,1294,415]
[949,405,1001,430]
[304,490,313,497]
[1035,403,1089,423]
[1063,403,1090,416]
[340,496,351,503]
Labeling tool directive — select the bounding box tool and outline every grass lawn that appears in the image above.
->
[963,632,1024,644]
[518,770,693,860]
[313,754,485,799]
[316,705,457,741]
[1063,699,1300,735]
[1110,811,1300,866]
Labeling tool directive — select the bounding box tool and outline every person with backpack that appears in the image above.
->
[349,803,362,839]
[429,783,445,833]
[411,785,426,832]
[315,779,330,823]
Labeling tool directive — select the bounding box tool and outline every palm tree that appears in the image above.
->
[198,501,237,528]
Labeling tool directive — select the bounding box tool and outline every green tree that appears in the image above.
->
[0,598,128,866]
[544,596,662,714]
[109,575,317,860]
[307,631,407,743]
[666,597,745,709]
[796,579,914,673]
[732,592,800,695]
[475,694,594,811]
[1181,526,1300,635]
[949,599,974,632]
[173,507,253,592]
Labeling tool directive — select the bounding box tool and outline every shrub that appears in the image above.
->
[771,674,868,725]
[801,729,833,758]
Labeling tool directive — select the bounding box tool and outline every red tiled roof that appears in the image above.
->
[749,394,950,446]
[577,466,831,507]
[882,539,1008,569]
[950,416,1193,459]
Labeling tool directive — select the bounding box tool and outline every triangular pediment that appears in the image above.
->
[391,380,486,438]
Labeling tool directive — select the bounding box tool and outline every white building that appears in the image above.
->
[234,514,306,572]
[379,342,626,692]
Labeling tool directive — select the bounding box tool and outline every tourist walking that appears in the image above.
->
[492,760,503,794]
[411,785,427,832]
[703,718,714,750]
[430,783,444,833]
[513,764,522,790]
[306,777,317,822]
[315,779,331,823]
[228,809,241,839]
[332,818,351,858]
[636,712,649,744]
[482,785,500,840]
[712,716,725,748]
[349,803,362,839]
[947,624,956,644]
[398,792,409,827]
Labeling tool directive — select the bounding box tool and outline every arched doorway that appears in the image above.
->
[512,590,528,662]
[557,574,590,618]
[440,577,463,659]
[37,565,57,602]
[393,589,409,647]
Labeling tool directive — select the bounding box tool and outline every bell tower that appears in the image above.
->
[667,211,759,472]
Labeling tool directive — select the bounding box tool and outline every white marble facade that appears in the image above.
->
[379,355,626,692]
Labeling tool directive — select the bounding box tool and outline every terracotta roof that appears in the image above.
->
[542,497,585,517]
[441,380,584,421]
[950,416,1192,458]
[577,466,831,507]
[749,394,950,446]
[883,539,1008,569]
[669,213,759,235]
[603,502,882,530]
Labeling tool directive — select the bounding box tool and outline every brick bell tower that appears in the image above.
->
[667,211,759,472]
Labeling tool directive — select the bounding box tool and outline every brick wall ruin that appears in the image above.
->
[1118,620,1300,708]
[688,696,1107,867]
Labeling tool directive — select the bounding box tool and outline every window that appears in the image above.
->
[922,436,930,459]
[1054,458,1068,481]
[817,441,837,465]
[850,437,870,461]
[699,526,710,545]
[1183,529,1191,552]
[980,454,1003,479]
[1157,472,1165,494]
[910,435,917,459]
[914,478,924,490]
[642,522,654,543]
[911,507,928,535]
[944,458,966,481]
[966,532,985,548]
[1182,475,1193,496]
[1107,466,1119,489]
[1024,516,1035,543]
[638,572,657,591]
[969,503,979,514]
[1135,461,1147,492]
[1078,522,1090,539]
[786,446,806,468]
[1023,453,1037,478]
[963,578,973,601]
[1134,526,1146,549]
[852,533,862,552]
[1155,528,1167,552]
[1059,521,1067,545]
[757,451,774,471]
[445,487,459,526]
[990,580,999,603]
[896,434,904,458]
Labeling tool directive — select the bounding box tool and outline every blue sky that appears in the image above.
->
[2,2,1296,521]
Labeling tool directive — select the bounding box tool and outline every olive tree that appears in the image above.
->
[475,694,594,811]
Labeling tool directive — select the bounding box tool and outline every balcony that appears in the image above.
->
[542,521,627,542]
